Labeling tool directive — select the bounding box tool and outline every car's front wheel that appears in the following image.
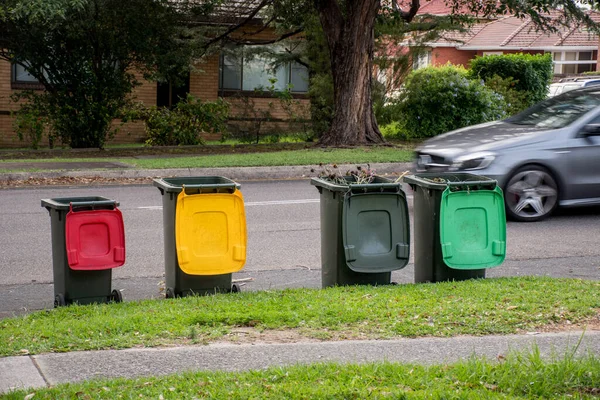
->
[504,165,558,222]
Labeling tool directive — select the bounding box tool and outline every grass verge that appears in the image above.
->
[128,147,413,169]
[4,350,599,399]
[0,277,598,357]
[0,147,413,171]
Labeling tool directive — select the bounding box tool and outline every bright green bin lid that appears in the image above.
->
[440,186,506,270]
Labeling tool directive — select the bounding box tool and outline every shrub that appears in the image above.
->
[469,53,553,106]
[135,96,230,146]
[12,97,56,149]
[379,121,407,139]
[484,75,530,116]
[397,65,506,138]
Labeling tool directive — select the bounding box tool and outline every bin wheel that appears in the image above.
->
[110,289,123,303]
[54,294,66,308]
[231,284,240,293]
[165,287,175,299]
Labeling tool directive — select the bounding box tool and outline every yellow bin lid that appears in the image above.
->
[175,188,247,275]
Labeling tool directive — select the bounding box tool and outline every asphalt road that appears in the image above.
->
[1,179,599,318]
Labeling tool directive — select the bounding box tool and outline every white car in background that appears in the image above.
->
[548,77,600,97]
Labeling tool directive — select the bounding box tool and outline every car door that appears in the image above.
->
[565,114,600,204]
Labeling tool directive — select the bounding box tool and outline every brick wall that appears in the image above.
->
[191,55,220,101]
[431,48,478,68]
[0,59,47,148]
[0,26,309,148]
[108,71,156,145]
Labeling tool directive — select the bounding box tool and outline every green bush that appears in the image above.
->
[397,65,506,138]
[379,121,407,139]
[136,96,230,146]
[11,96,56,149]
[469,53,553,106]
[484,75,530,116]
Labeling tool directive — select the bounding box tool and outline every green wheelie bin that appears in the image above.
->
[153,176,247,298]
[404,173,506,283]
[41,197,125,307]
[311,175,410,288]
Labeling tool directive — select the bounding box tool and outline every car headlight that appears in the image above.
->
[450,152,495,171]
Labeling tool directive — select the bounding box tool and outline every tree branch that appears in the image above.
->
[228,27,304,45]
[396,0,420,23]
[201,0,273,49]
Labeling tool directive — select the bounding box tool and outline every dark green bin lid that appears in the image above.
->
[342,191,410,273]
[41,196,118,211]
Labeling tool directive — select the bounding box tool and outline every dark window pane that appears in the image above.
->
[220,55,241,90]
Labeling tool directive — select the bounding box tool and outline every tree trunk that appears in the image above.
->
[315,0,385,146]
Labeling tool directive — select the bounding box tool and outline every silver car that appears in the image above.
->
[414,87,600,221]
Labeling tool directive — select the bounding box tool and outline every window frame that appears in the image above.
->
[552,51,598,75]
[11,63,45,90]
[218,48,309,98]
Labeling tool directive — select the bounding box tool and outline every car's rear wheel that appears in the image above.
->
[504,165,558,222]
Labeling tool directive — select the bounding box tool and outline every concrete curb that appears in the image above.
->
[0,162,413,182]
[1,330,598,393]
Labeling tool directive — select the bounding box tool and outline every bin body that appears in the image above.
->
[311,176,410,288]
[404,173,506,283]
[41,197,124,305]
[153,177,246,297]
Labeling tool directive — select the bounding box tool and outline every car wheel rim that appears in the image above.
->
[506,170,558,219]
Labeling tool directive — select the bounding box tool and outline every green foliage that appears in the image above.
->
[379,121,407,140]
[303,12,334,138]
[397,66,506,138]
[469,53,554,107]
[133,96,230,147]
[484,75,531,116]
[1,0,206,148]
[11,94,55,149]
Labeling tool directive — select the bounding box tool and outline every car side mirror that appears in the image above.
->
[580,123,600,137]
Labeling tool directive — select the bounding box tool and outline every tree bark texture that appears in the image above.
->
[315,0,385,146]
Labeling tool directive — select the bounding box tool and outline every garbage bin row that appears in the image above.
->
[41,173,507,307]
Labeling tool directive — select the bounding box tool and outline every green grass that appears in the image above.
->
[0,277,598,357]
[127,147,413,169]
[0,147,413,171]
[3,350,599,399]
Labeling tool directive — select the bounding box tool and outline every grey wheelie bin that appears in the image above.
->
[404,173,506,283]
[311,176,410,288]
[153,177,247,298]
[41,197,125,307]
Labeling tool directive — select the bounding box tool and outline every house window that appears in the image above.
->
[219,48,309,93]
[157,74,190,108]
[12,64,39,83]
[552,51,598,74]
[412,50,432,70]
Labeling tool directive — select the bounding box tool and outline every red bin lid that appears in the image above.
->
[65,205,126,270]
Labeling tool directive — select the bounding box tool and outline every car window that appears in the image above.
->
[506,90,600,129]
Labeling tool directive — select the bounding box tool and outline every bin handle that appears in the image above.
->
[69,200,117,212]
[445,180,496,187]
[181,183,237,194]
[349,183,401,194]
